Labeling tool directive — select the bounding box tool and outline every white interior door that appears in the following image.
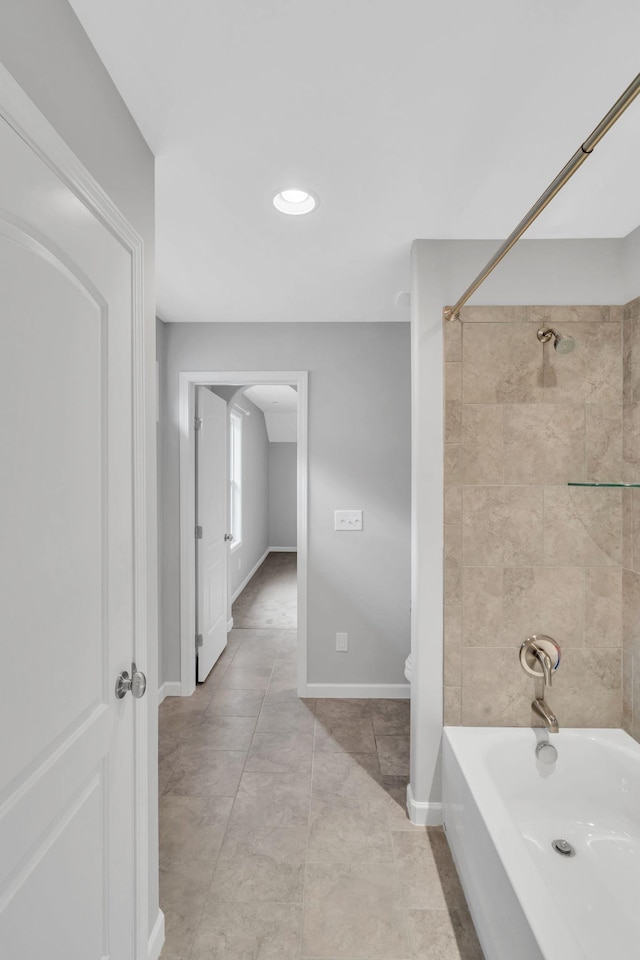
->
[196,387,229,681]
[0,111,141,958]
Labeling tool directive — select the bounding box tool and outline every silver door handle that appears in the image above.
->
[224,533,234,542]
[115,662,147,700]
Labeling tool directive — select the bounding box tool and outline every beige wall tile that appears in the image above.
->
[444,444,462,484]
[551,648,622,727]
[624,296,640,321]
[445,405,461,444]
[623,648,633,734]
[444,362,462,443]
[447,303,629,732]
[504,404,585,484]
[623,317,640,402]
[462,322,544,403]
[444,485,462,525]
[461,405,504,484]
[543,322,621,404]
[462,568,503,646]
[529,306,610,325]
[634,490,640,573]
[543,487,622,567]
[623,489,633,569]
[460,306,528,323]
[443,686,461,725]
[623,402,640,466]
[444,606,462,686]
[461,647,533,726]
[584,568,622,648]
[502,566,584,647]
[444,316,461,362]
[445,361,461,401]
[444,525,462,604]
[622,570,640,653]
[462,486,543,566]
[585,403,623,481]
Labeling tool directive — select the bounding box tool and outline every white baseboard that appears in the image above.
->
[158,681,182,705]
[269,545,297,552]
[406,784,443,826]
[147,909,165,960]
[231,547,270,603]
[305,683,410,699]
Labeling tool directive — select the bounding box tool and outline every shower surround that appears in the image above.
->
[443,300,640,733]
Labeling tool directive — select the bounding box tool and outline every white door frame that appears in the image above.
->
[179,371,308,698]
[0,64,152,959]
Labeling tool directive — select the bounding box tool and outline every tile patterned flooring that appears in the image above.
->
[231,552,297,629]
[159,582,483,959]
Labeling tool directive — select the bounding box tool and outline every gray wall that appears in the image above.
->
[159,322,411,686]
[269,443,297,548]
[230,399,270,597]
[0,0,159,942]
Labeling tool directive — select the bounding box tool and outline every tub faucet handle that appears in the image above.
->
[519,635,561,686]
[532,643,553,687]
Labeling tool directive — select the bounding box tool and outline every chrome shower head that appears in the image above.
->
[537,327,576,354]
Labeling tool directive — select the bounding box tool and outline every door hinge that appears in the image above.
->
[195,525,203,539]
[194,417,203,431]
[195,634,203,649]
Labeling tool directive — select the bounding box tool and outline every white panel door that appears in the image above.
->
[0,112,139,958]
[196,387,228,681]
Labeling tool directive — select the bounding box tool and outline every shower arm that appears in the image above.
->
[443,71,640,322]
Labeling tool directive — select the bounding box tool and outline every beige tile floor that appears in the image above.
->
[159,566,483,959]
[231,552,297,628]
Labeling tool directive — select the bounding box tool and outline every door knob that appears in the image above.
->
[224,533,234,542]
[115,662,147,700]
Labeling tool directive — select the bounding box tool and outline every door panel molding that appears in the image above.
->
[0,63,151,958]
[179,371,309,698]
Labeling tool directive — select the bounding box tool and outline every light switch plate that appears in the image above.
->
[336,632,348,652]
[335,510,363,531]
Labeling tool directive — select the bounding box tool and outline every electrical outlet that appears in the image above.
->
[336,632,348,652]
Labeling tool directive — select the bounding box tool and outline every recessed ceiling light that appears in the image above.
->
[273,188,317,216]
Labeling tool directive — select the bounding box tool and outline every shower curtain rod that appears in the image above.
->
[444,71,640,321]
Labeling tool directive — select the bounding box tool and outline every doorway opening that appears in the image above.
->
[179,371,308,698]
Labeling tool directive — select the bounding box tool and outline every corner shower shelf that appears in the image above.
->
[567,482,640,488]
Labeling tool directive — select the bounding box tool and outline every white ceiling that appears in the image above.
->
[69,0,640,323]
[244,384,298,412]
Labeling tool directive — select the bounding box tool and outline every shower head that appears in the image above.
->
[537,327,576,354]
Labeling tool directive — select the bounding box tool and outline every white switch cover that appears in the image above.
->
[335,510,363,531]
[336,632,348,652]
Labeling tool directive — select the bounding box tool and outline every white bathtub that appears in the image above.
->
[442,726,640,960]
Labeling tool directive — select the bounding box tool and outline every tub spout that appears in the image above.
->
[532,698,559,734]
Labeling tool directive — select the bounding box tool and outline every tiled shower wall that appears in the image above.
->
[443,303,637,729]
[623,295,640,740]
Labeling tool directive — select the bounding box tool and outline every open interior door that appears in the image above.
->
[0,105,145,957]
[196,387,229,681]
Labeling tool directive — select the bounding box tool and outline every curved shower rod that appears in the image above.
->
[444,71,640,322]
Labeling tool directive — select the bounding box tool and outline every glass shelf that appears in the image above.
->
[567,482,640,488]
